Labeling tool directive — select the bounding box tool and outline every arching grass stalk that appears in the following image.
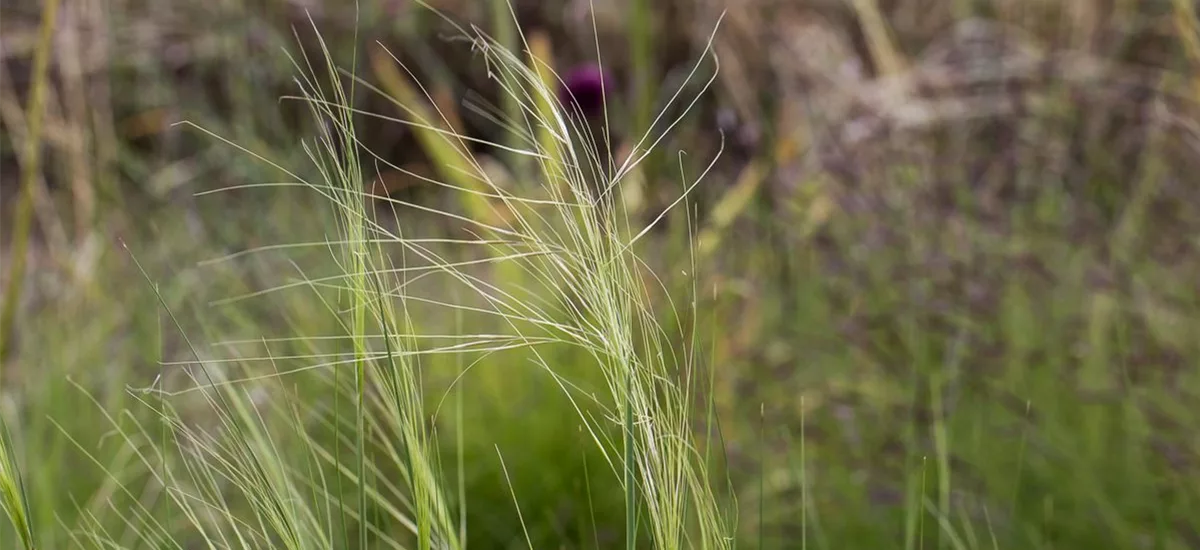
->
[349,5,736,547]
[286,17,462,550]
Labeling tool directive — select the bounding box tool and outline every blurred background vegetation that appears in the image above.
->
[3,0,1200,548]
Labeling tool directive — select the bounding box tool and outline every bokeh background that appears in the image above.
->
[4,0,1200,548]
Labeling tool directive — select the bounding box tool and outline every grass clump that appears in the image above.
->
[2,6,733,549]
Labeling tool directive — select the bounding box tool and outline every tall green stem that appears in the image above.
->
[0,0,61,364]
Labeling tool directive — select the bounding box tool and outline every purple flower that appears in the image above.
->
[559,64,610,117]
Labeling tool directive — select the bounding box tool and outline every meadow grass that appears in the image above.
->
[4,1,1200,549]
